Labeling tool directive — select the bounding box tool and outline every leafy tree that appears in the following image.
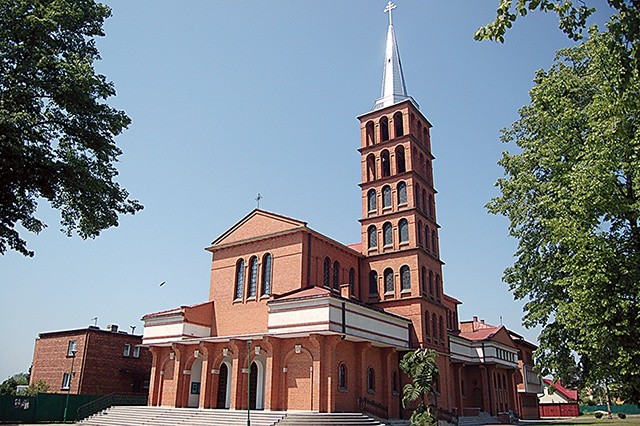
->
[24,379,50,396]
[0,372,29,395]
[0,0,142,257]
[487,29,640,403]
[399,348,439,426]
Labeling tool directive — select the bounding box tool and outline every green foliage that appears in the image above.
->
[487,28,640,404]
[0,0,142,257]
[399,348,439,426]
[24,379,50,396]
[0,372,29,395]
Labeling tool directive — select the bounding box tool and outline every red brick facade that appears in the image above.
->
[30,327,152,395]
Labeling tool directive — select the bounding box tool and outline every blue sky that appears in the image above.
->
[0,1,607,381]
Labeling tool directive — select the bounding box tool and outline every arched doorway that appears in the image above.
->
[216,362,231,409]
[285,350,313,410]
[188,358,203,408]
[249,358,265,410]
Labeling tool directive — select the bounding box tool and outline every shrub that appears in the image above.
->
[594,412,604,419]
[618,413,626,419]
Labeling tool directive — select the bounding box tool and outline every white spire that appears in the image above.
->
[372,2,418,111]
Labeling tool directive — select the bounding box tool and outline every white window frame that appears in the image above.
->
[132,345,140,358]
[123,343,131,357]
[62,372,71,390]
[67,340,77,357]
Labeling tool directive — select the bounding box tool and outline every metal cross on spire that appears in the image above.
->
[384,1,397,25]
[255,193,262,209]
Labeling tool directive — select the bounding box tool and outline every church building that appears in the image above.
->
[141,3,541,421]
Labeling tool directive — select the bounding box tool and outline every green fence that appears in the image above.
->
[0,393,103,423]
[580,404,640,415]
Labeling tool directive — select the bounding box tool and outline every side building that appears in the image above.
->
[30,325,152,396]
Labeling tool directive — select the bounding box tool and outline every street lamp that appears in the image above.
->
[63,348,77,422]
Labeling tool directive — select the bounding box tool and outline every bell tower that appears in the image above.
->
[358,2,447,348]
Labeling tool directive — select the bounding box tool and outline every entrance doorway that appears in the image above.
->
[216,362,231,409]
[188,358,203,408]
[248,359,265,410]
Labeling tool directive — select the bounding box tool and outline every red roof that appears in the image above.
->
[272,286,333,301]
[543,379,578,401]
[458,325,505,341]
[347,242,362,252]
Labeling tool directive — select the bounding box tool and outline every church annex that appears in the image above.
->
[141,3,542,421]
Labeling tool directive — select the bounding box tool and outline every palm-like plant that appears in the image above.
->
[399,348,439,426]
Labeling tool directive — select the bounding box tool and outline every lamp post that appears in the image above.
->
[63,348,77,422]
[247,339,252,426]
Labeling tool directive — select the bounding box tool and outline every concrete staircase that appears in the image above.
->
[78,406,286,426]
[78,406,385,426]
[457,412,501,426]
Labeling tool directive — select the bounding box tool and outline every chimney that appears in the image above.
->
[473,316,478,322]
[106,324,119,332]
[481,319,485,324]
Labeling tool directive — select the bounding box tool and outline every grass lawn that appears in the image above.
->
[527,415,640,426]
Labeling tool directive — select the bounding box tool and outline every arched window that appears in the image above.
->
[381,150,390,177]
[417,220,423,247]
[333,260,340,290]
[367,367,376,392]
[395,145,406,173]
[399,219,409,243]
[431,230,437,253]
[338,363,347,391]
[392,371,398,393]
[261,253,272,296]
[421,266,427,293]
[384,268,394,293]
[393,112,404,137]
[425,225,430,249]
[365,121,375,146]
[439,316,444,343]
[432,313,437,338]
[367,225,377,249]
[367,189,377,212]
[383,222,393,247]
[436,274,441,300]
[248,256,258,298]
[426,161,433,185]
[349,268,355,294]
[429,194,434,218]
[234,259,245,300]
[369,271,378,295]
[421,189,427,211]
[380,116,389,142]
[382,185,392,208]
[415,183,421,207]
[428,270,434,295]
[323,257,330,287]
[425,310,431,338]
[397,181,407,205]
[400,265,410,291]
[366,154,376,181]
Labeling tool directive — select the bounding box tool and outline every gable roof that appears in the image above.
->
[543,379,578,401]
[208,209,307,248]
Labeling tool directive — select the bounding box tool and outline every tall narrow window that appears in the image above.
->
[333,260,340,290]
[123,344,131,357]
[397,181,407,205]
[432,230,437,253]
[366,154,377,181]
[367,367,376,392]
[436,274,441,300]
[67,340,77,356]
[421,189,427,211]
[323,257,330,287]
[380,116,389,141]
[384,268,394,293]
[365,121,375,146]
[421,267,427,293]
[234,259,245,300]
[417,220,423,247]
[429,194,434,218]
[261,253,272,296]
[432,313,437,338]
[382,185,392,208]
[439,316,444,343]
[369,271,378,295]
[62,372,71,390]
[395,146,406,173]
[393,112,404,137]
[338,363,347,391]
[368,225,377,249]
[429,270,434,295]
[367,189,377,212]
[381,150,390,177]
[349,268,355,294]
[399,219,409,243]
[400,265,410,291]
[425,310,430,338]
[415,183,421,207]
[248,256,258,298]
[383,222,393,247]
[425,225,430,250]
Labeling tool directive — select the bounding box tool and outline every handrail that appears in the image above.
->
[358,396,388,420]
[76,393,147,420]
